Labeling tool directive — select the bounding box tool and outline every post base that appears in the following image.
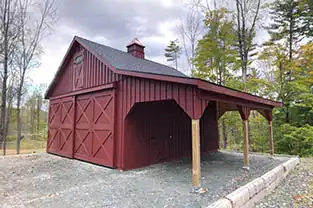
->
[242,165,250,171]
[191,186,208,194]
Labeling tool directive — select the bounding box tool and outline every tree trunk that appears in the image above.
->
[285,6,293,123]
[16,88,22,154]
[285,105,290,123]
[37,95,41,134]
[1,37,8,155]
[31,105,34,139]
[4,99,13,156]
[222,118,227,149]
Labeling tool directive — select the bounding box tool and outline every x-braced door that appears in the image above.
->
[47,96,74,158]
[74,90,115,167]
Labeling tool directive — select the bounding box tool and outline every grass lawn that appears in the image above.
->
[4,139,46,155]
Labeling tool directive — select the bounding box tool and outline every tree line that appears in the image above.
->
[0,0,56,155]
[165,0,313,156]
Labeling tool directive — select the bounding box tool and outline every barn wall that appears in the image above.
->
[115,76,214,170]
[123,100,191,170]
[200,101,219,152]
[121,100,219,170]
[51,43,121,97]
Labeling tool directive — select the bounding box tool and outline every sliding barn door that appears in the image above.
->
[74,90,115,167]
[47,96,74,158]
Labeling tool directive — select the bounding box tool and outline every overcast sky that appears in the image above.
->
[30,0,271,89]
[30,0,188,87]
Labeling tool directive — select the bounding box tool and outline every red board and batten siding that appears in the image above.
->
[114,75,211,169]
[51,45,121,97]
[47,44,119,167]
[47,43,218,170]
[47,41,221,170]
[121,99,219,170]
[123,100,192,169]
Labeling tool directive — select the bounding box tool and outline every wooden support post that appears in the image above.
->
[192,119,201,188]
[238,106,250,170]
[268,120,274,155]
[243,119,249,169]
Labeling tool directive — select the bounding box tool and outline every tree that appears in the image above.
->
[267,0,303,63]
[2,71,18,155]
[193,8,239,149]
[292,43,313,108]
[179,1,203,73]
[0,0,21,153]
[235,0,261,91]
[164,39,182,70]
[266,0,305,122]
[193,8,238,85]
[259,43,293,108]
[15,0,56,154]
[299,0,313,38]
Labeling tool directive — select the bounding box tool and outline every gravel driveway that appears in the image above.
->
[256,158,313,208]
[0,151,288,208]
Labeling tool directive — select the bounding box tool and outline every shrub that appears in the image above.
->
[275,124,313,156]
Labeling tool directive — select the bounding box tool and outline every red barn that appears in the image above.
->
[45,36,281,187]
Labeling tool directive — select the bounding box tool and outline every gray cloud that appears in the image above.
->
[55,0,185,57]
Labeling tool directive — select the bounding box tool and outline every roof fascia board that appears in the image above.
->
[196,80,282,107]
[200,92,274,111]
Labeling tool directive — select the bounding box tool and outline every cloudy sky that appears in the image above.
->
[30,0,271,90]
[30,0,188,87]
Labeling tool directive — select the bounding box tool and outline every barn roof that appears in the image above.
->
[76,36,187,78]
[45,36,282,108]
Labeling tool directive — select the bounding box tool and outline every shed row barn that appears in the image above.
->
[45,36,281,187]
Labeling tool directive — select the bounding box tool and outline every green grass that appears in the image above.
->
[5,138,46,155]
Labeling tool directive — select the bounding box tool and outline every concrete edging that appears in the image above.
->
[207,157,300,208]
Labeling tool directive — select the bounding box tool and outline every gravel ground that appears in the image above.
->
[0,151,288,208]
[256,158,313,208]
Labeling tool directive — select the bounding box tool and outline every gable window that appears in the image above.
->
[74,54,84,65]
[73,52,84,90]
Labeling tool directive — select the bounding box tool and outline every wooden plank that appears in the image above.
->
[50,83,116,100]
[71,96,76,159]
[243,119,249,168]
[268,120,274,155]
[192,119,201,187]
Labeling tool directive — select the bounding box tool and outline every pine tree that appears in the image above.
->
[267,0,304,59]
[266,0,305,122]
[164,39,182,70]
[300,0,313,38]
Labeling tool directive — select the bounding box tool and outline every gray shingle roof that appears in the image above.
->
[76,36,188,78]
